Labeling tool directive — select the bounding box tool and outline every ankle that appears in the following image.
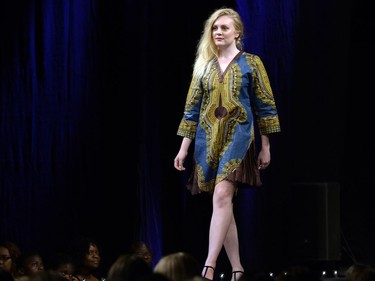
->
[232,267,244,272]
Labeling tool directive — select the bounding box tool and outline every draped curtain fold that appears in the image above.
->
[0,0,164,263]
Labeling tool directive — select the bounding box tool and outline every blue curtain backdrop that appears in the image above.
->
[1,0,374,276]
[0,0,165,269]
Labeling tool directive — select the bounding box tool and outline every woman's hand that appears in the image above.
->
[258,134,271,169]
[174,137,192,171]
[174,150,187,171]
[257,148,270,170]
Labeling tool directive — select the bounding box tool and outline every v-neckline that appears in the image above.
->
[217,51,243,82]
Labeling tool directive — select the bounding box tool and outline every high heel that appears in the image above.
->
[232,270,244,281]
[202,265,215,280]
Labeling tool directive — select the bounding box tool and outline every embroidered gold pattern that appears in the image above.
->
[196,164,215,192]
[200,64,247,170]
[246,54,277,110]
[257,115,280,134]
[177,52,281,193]
[177,119,197,139]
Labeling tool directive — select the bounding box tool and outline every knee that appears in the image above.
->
[213,182,234,206]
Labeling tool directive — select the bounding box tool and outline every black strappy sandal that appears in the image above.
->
[202,265,215,280]
[232,270,244,281]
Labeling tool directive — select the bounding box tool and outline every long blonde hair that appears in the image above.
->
[192,7,244,79]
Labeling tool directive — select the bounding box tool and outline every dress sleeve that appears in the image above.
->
[249,54,281,135]
[177,77,203,139]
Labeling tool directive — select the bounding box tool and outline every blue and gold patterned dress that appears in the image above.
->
[177,51,281,194]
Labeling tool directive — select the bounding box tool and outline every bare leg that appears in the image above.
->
[202,180,235,280]
[224,214,244,281]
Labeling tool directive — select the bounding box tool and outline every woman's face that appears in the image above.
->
[83,244,100,270]
[212,15,239,49]
[0,247,12,272]
[22,255,44,276]
[55,262,76,281]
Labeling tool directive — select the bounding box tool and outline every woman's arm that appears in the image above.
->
[174,137,193,171]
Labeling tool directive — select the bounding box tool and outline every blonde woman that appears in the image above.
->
[174,7,281,281]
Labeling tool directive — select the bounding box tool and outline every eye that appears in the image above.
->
[30,261,43,268]
[0,256,11,261]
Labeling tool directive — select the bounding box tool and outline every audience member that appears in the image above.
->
[47,252,79,281]
[128,241,153,268]
[153,252,200,281]
[69,237,103,281]
[346,264,375,281]
[0,241,22,278]
[106,254,152,281]
[14,251,44,280]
